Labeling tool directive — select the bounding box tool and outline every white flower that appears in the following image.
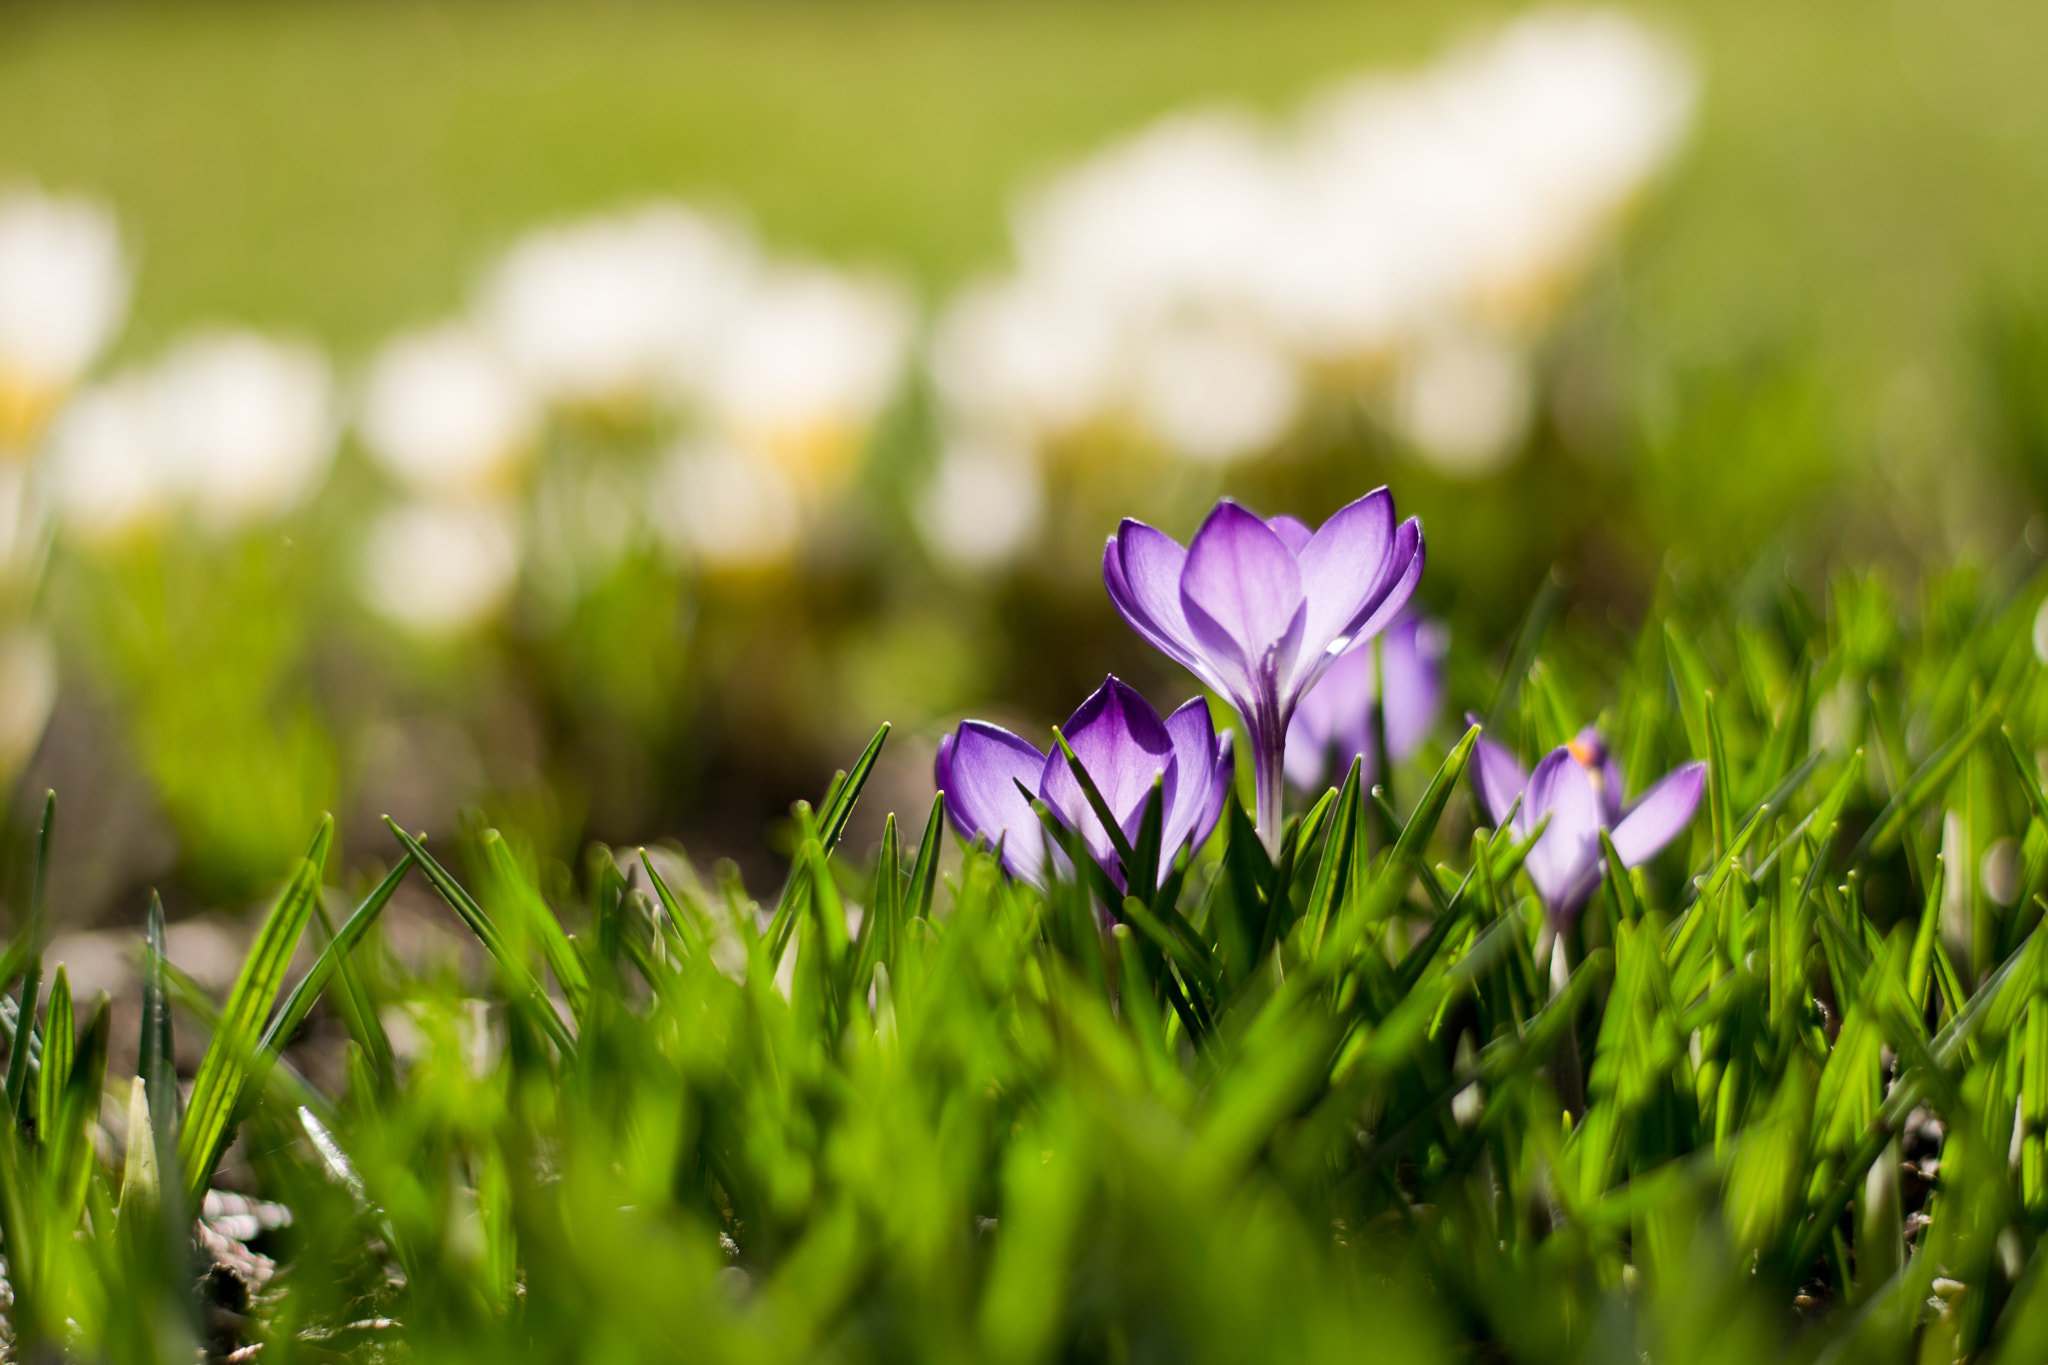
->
[359,324,537,498]
[480,204,755,407]
[1449,10,1694,312]
[926,8,1694,469]
[651,442,800,570]
[42,375,168,543]
[1013,110,1282,324]
[1288,11,1693,334]
[0,190,128,442]
[916,435,1043,572]
[702,266,913,484]
[358,499,521,636]
[1132,320,1299,464]
[1392,325,1532,477]
[0,626,55,778]
[929,278,1125,439]
[1267,78,1487,354]
[150,331,337,531]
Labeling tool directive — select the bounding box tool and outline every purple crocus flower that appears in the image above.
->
[1475,725,1706,923]
[1103,490,1423,849]
[934,676,1234,891]
[1284,611,1447,793]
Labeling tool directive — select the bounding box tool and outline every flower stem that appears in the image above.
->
[1254,728,1286,857]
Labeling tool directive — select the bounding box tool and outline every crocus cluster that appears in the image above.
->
[935,677,1232,891]
[1475,725,1705,924]
[1104,490,1423,849]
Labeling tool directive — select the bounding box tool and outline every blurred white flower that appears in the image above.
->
[43,375,168,543]
[1392,326,1533,477]
[1270,78,1487,355]
[359,324,537,498]
[703,266,913,486]
[0,626,55,777]
[0,190,128,447]
[1014,111,1282,323]
[651,442,800,570]
[480,205,755,407]
[1283,13,1692,338]
[916,435,1043,572]
[359,499,522,636]
[931,9,1692,474]
[1133,321,1299,463]
[929,278,1124,439]
[151,332,337,531]
[1446,10,1694,317]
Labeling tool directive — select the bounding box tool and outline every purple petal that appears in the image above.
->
[1040,676,1177,875]
[1285,643,1375,791]
[1178,501,1307,712]
[1566,727,1624,827]
[1292,490,1394,662]
[1474,733,1529,831]
[1161,698,1230,870]
[1266,515,1313,555]
[1612,762,1707,868]
[941,721,1052,884]
[1348,518,1426,646]
[934,731,956,813]
[1285,518,1426,703]
[1380,616,1447,763]
[1104,522,1222,691]
[1522,751,1605,912]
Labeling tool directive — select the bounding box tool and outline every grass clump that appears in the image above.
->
[6,565,2048,1362]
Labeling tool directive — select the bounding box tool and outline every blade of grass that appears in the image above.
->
[1849,706,2004,863]
[1324,725,1481,967]
[818,721,890,855]
[33,964,70,1144]
[383,818,577,1058]
[906,792,945,922]
[176,816,333,1206]
[482,830,591,1022]
[260,856,412,1059]
[6,954,40,1123]
[139,892,178,1177]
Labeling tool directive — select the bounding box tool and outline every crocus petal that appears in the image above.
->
[1473,732,1529,831]
[1292,489,1394,662]
[1104,522,1222,692]
[1266,514,1313,555]
[934,731,956,810]
[1522,749,1605,911]
[1178,501,1307,711]
[1612,762,1707,868]
[1566,726,1625,827]
[1287,519,1427,703]
[1285,643,1374,791]
[1161,697,1228,866]
[940,721,1051,884]
[1380,617,1447,762]
[1040,676,1178,878]
[1347,518,1426,647]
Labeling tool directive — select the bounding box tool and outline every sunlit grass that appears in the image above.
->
[6,560,2048,1359]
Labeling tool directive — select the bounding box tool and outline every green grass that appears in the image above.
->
[7,556,2048,1359]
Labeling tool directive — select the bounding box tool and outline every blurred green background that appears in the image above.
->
[6,0,2048,918]
[3,0,2043,424]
